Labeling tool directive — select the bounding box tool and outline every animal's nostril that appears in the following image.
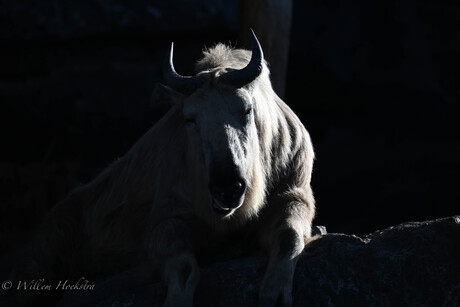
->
[211,180,246,203]
[232,180,246,199]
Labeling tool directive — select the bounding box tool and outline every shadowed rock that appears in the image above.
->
[58,216,460,306]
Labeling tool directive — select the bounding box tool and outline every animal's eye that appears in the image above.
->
[243,107,253,117]
[185,118,196,126]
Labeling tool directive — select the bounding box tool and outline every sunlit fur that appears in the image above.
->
[187,44,315,232]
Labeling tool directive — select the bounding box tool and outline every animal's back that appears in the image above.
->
[1,104,190,306]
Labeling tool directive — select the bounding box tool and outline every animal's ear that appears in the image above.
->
[151,83,185,107]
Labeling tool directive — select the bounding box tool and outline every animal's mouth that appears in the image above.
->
[211,199,235,216]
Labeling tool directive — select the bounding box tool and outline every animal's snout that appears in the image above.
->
[210,179,246,208]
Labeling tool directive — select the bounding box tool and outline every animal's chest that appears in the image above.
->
[191,219,261,267]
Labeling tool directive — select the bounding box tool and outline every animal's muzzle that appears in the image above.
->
[210,179,246,213]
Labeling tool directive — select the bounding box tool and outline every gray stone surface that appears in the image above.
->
[58,216,460,306]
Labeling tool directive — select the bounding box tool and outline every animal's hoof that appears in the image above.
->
[312,225,327,236]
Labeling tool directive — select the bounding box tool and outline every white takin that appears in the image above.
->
[1,31,315,307]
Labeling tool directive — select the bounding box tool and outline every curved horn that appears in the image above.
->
[220,29,264,87]
[163,42,204,93]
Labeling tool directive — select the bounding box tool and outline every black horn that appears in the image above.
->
[220,29,264,87]
[163,42,204,93]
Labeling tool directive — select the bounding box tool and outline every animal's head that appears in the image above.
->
[155,31,268,225]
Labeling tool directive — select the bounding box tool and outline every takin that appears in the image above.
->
[1,30,315,307]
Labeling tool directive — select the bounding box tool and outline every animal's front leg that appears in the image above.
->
[258,198,313,307]
[149,219,200,307]
[163,251,199,307]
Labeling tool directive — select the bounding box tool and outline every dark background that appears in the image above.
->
[1,0,459,256]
